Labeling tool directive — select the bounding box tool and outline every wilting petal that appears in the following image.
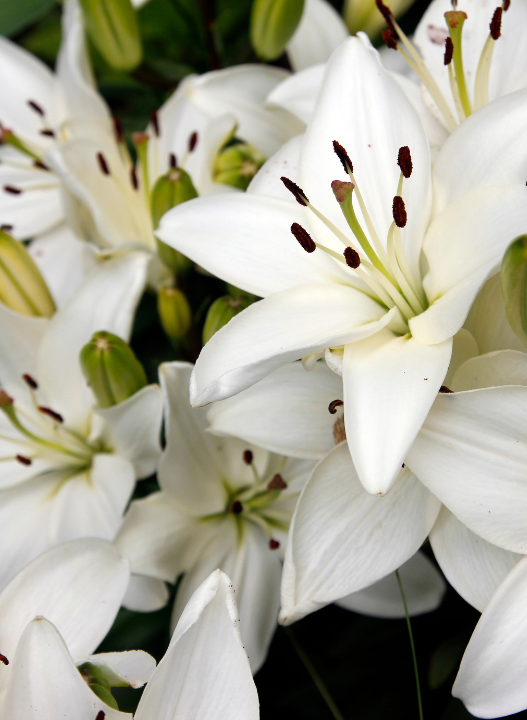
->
[135,570,259,720]
[430,507,521,612]
[280,443,440,624]
[286,0,348,72]
[343,329,452,495]
[336,551,446,618]
[453,556,527,718]
[407,386,527,553]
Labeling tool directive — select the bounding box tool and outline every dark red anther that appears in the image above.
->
[112,116,123,143]
[33,160,50,171]
[38,406,64,423]
[243,449,253,464]
[0,225,13,232]
[95,712,105,720]
[392,196,407,228]
[22,374,38,389]
[490,6,503,39]
[130,167,139,190]
[0,654,8,666]
[444,36,454,65]
[169,153,177,169]
[281,177,309,206]
[439,385,453,393]
[151,110,160,137]
[382,29,398,50]
[503,0,510,10]
[328,399,343,414]
[344,246,361,269]
[96,152,110,176]
[267,473,287,490]
[291,223,316,253]
[333,140,353,174]
[4,185,22,195]
[231,500,243,515]
[16,455,32,466]
[397,146,413,178]
[376,0,396,31]
[188,131,198,152]
[40,129,55,137]
[269,539,280,550]
[27,100,45,116]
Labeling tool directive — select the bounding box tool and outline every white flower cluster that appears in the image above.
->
[1,0,527,716]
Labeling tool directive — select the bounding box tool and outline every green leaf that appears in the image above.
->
[0,0,55,37]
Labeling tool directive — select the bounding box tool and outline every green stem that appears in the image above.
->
[396,569,424,720]
[284,627,345,720]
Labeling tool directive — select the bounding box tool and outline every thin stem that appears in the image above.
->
[284,627,345,720]
[395,569,424,720]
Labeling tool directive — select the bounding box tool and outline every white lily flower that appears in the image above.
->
[116,361,314,673]
[0,0,110,242]
[0,538,155,719]
[157,35,527,496]
[134,569,259,720]
[0,251,162,590]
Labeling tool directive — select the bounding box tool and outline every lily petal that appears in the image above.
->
[247,134,303,200]
[266,65,324,125]
[286,0,348,72]
[81,650,156,689]
[0,301,48,399]
[452,350,527,391]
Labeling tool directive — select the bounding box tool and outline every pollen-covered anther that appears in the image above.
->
[112,116,123,143]
[397,147,413,178]
[188,131,198,152]
[231,500,243,514]
[291,223,316,253]
[243,449,253,464]
[96,152,110,176]
[16,455,32,466]
[444,36,454,65]
[40,129,55,137]
[4,185,22,195]
[281,177,309,206]
[490,6,503,39]
[344,247,361,269]
[269,539,280,550]
[27,100,45,116]
[22,374,38,389]
[38,406,64,423]
[267,473,287,490]
[382,29,398,50]
[0,390,14,407]
[333,140,353,174]
[439,385,453,393]
[392,195,407,228]
[34,160,50,171]
[503,0,510,10]
[169,153,177,169]
[375,0,396,31]
[130,167,138,190]
[95,712,105,720]
[0,653,8,666]
[151,109,160,137]
[331,179,354,203]
[328,399,343,414]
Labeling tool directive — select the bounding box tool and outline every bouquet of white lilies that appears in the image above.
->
[1,0,527,717]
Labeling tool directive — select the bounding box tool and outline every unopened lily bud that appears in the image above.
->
[78,663,118,710]
[213,144,265,191]
[344,0,415,38]
[80,331,147,409]
[250,0,305,60]
[151,168,198,229]
[203,295,252,345]
[158,286,192,340]
[79,0,142,71]
[0,231,55,317]
[501,235,527,347]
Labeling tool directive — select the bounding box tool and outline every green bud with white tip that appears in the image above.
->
[501,235,527,347]
[250,0,304,60]
[80,331,147,408]
[152,168,197,274]
[213,143,265,191]
[203,294,253,345]
[158,286,192,340]
[0,230,55,317]
[79,0,143,71]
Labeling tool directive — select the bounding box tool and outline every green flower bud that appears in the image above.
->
[158,286,192,340]
[501,235,527,347]
[78,662,118,710]
[0,231,55,317]
[79,0,143,71]
[250,0,304,60]
[343,0,415,38]
[213,144,266,191]
[79,331,148,408]
[202,295,253,345]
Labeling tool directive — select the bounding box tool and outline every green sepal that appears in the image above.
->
[250,0,304,60]
[202,294,253,345]
[157,286,192,340]
[79,331,148,408]
[501,235,527,347]
[79,0,142,71]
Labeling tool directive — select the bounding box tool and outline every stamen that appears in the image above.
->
[344,247,361,268]
[27,100,44,116]
[0,654,8,665]
[474,7,503,110]
[95,713,105,720]
[40,129,55,137]
[22,374,38,389]
[445,10,472,117]
[151,110,160,137]
[397,147,413,178]
[231,500,243,514]
[333,140,353,173]
[490,6,503,38]
[392,196,407,228]
[0,391,13,407]
[243,449,253,464]
[291,223,316,253]
[269,539,280,550]
[444,36,454,65]
[188,132,198,152]
[439,385,453,393]
[15,454,32,465]
[328,399,343,414]
[382,29,398,50]
[130,167,138,190]
[281,177,309,206]
[267,473,287,490]
[0,225,13,231]
[96,152,110,176]
[33,160,50,171]
[503,0,510,9]
[112,116,123,144]
[169,153,177,169]
[4,186,22,195]
[376,0,396,32]
[38,406,64,423]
